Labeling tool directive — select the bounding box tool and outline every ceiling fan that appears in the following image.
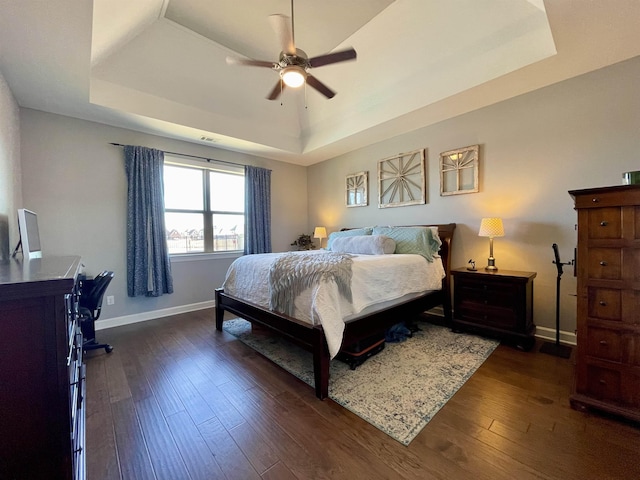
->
[226,0,357,100]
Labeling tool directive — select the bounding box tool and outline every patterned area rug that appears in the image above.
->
[223,318,499,445]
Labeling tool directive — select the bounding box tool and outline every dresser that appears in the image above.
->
[451,268,537,350]
[0,256,85,479]
[569,185,640,422]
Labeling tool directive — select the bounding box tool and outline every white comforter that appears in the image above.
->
[222,250,445,358]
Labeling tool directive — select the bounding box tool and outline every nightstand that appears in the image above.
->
[451,268,536,350]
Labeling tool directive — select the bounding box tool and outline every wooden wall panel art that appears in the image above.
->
[378,149,425,208]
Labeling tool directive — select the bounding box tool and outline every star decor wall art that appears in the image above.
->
[440,145,479,196]
[378,148,426,208]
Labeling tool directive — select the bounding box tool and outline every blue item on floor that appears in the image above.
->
[385,322,413,343]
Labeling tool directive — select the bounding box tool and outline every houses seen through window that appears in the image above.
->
[163,160,245,254]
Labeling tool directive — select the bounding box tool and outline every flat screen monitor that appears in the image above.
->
[17,208,42,259]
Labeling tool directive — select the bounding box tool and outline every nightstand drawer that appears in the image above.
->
[456,281,518,308]
[456,302,517,330]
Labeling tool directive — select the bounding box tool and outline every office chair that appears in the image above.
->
[79,270,115,353]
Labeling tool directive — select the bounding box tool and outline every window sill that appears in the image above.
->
[169,251,243,263]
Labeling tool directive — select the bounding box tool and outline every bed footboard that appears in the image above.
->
[215,288,331,399]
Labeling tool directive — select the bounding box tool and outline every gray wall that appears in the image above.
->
[307,56,640,338]
[19,110,308,323]
[10,56,640,337]
[0,70,22,259]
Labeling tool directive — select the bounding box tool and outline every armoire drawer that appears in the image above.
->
[584,363,640,409]
[585,326,623,362]
[586,248,622,280]
[585,364,622,403]
[573,186,640,208]
[586,207,622,239]
[587,287,622,321]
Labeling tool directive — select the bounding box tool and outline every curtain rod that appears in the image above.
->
[109,143,255,169]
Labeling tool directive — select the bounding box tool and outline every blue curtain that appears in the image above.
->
[244,165,272,254]
[124,146,174,297]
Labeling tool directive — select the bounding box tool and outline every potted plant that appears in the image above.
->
[291,234,316,250]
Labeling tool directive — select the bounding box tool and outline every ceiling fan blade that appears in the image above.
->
[267,80,286,100]
[226,56,275,68]
[308,48,357,68]
[268,14,296,55]
[306,75,335,99]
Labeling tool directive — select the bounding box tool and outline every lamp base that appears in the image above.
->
[485,257,498,271]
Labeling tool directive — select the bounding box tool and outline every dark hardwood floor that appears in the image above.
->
[86,310,639,480]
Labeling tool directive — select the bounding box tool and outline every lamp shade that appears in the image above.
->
[478,218,504,238]
[313,226,327,239]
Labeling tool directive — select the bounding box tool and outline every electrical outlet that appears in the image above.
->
[106,295,115,305]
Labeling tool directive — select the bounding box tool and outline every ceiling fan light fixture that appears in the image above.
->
[226,5,356,100]
[281,65,306,88]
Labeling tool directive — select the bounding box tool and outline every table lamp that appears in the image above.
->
[478,217,504,271]
[313,226,327,249]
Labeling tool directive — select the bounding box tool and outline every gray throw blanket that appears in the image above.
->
[269,252,354,316]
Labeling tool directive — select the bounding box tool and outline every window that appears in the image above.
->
[163,159,245,255]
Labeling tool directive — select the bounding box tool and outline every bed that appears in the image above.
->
[215,223,456,399]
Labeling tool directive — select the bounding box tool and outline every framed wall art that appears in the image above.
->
[440,145,479,196]
[345,171,368,207]
[378,149,425,208]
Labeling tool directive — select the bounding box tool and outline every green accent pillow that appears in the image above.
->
[326,227,373,250]
[371,226,442,261]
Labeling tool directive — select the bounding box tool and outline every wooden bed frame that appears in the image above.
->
[215,223,456,399]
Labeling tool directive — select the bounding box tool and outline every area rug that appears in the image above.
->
[223,318,499,445]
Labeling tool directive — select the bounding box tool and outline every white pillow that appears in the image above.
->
[326,227,373,250]
[330,235,396,255]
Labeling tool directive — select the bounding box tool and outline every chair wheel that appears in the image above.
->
[105,345,114,354]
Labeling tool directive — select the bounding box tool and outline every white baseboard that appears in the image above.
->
[94,300,216,331]
[431,308,577,346]
[534,326,577,346]
[95,302,578,347]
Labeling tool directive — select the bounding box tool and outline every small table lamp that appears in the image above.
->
[478,218,504,271]
[313,226,327,249]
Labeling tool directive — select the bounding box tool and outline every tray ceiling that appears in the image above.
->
[2,0,640,165]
